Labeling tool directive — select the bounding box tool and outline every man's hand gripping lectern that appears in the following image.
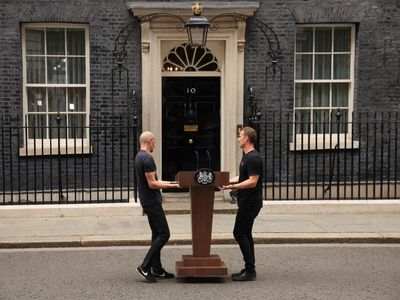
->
[175,170,229,277]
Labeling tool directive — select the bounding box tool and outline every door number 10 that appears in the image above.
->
[187,88,196,94]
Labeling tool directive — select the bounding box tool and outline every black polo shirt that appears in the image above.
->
[134,150,162,207]
[237,149,263,209]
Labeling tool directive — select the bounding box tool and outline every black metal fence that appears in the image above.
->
[1,111,400,204]
[253,110,400,200]
[0,114,138,205]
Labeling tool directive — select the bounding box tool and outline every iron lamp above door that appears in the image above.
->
[186,2,209,47]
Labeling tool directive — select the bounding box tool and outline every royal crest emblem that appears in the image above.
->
[194,168,215,185]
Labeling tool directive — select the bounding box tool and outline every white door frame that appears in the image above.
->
[137,17,250,178]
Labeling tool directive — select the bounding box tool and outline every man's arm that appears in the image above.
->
[229,176,239,184]
[145,171,180,189]
[220,175,259,190]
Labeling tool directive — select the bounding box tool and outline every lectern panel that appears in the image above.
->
[175,171,230,277]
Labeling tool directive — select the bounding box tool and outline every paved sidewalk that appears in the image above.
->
[1,201,400,248]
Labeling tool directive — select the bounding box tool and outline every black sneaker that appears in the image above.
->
[152,268,175,279]
[231,269,246,278]
[136,266,157,283]
[232,270,257,281]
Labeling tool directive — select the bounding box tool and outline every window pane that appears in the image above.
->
[68,87,86,112]
[47,57,66,83]
[313,83,330,107]
[295,110,310,134]
[295,83,311,107]
[315,28,332,52]
[26,29,44,55]
[331,109,348,134]
[194,47,205,64]
[68,114,87,138]
[296,28,313,52]
[68,57,85,84]
[48,88,66,112]
[296,54,312,79]
[294,25,353,136]
[26,57,45,83]
[167,52,183,67]
[49,114,67,139]
[199,62,218,71]
[67,29,85,55]
[333,54,350,79]
[334,28,351,52]
[24,26,88,141]
[332,83,349,107]
[198,53,214,69]
[314,54,331,79]
[176,46,187,65]
[313,110,330,134]
[46,28,65,55]
[28,114,47,139]
[27,87,46,112]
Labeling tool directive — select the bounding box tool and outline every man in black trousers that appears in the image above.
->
[220,127,263,281]
[134,131,180,283]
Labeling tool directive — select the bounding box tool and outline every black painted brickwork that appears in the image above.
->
[0,0,399,200]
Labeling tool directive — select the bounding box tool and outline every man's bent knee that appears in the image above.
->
[233,229,244,241]
[160,231,170,242]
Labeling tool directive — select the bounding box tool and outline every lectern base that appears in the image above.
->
[176,254,228,277]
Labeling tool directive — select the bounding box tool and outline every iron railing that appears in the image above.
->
[253,111,400,200]
[0,114,138,205]
[1,111,399,204]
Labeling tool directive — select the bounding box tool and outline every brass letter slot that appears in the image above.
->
[184,124,199,132]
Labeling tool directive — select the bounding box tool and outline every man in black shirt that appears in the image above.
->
[135,131,180,283]
[221,127,263,281]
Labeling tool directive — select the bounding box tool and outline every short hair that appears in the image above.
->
[139,131,155,144]
[242,126,257,145]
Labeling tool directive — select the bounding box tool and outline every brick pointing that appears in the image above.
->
[0,0,399,199]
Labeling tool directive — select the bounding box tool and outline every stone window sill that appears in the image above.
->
[289,140,359,151]
[19,145,92,156]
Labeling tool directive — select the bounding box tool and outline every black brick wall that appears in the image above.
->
[0,0,399,201]
[0,0,141,202]
[243,0,400,190]
[244,0,400,117]
[0,0,141,117]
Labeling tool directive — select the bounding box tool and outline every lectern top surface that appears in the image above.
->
[175,171,229,188]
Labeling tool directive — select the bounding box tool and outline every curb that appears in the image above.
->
[1,234,399,249]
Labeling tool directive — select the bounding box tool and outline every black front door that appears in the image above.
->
[162,77,220,182]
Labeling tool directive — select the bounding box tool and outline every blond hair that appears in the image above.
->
[139,131,155,145]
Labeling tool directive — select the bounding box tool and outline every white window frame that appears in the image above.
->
[20,23,91,156]
[292,24,358,150]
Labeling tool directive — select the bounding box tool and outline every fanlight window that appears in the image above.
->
[163,43,219,72]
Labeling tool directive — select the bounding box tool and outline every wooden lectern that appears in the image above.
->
[175,170,229,277]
